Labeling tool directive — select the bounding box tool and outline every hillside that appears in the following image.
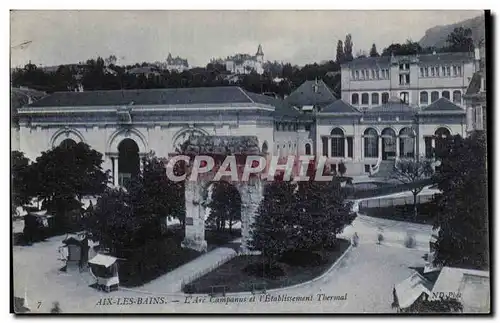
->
[419,14,485,49]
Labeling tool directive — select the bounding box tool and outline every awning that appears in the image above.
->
[89,254,118,268]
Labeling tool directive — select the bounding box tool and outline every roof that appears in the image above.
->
[422,98,464,112]
[256,44,264,56]
[89,254,118,268]
[25,87,278,108]
[342,52,473,69]
[465,72,483,95]
[244,91,305,119]
[182,135,261,155]
[284,80,337,107]
[395,271,433,309]
[321,99,361,114]
[366,98,416,114]
[429,267,489,301]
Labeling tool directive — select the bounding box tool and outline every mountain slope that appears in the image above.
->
[419,15,485,49]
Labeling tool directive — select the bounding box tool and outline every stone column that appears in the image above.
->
[396,136,400,158]
[181,180,208,252]
[113,157,119,187]
[361,137,364,159]
[239,179,263,253]
[327,138,332,157]
[378,136,383,159]
[344,137,349,158]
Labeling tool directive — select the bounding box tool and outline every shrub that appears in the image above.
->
[242,262,285,279]
[280,250,324,267]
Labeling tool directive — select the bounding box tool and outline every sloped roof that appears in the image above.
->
[342,52,473,69]
[429,267,489,301]
[366,99,416,114]
[284,80,337,107]
[465,72,482,95]
[25,87,271,108]
[321,99,361,114]
[244,91,305,119]
[395,271,433,309]
[422,98,464,111]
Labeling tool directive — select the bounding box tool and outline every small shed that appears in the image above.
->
[88,254,119,292]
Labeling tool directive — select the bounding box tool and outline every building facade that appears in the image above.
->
[464,47,487,134]
[340,52,476,111]
[224,45,264,75]
[164,53,189,73]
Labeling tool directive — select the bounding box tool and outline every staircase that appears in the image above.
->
[370,160,395,179]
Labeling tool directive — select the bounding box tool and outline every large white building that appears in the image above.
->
[224,45,265,75]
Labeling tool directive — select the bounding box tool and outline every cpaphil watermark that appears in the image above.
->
[163,155,340,182]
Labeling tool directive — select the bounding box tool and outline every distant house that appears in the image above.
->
[224,44,265,75]
[464,47,486,134]
[165,53,189,73]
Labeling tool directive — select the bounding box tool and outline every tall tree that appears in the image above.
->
[389,158,434,219]
[206,182,241,233]
[294,179,355,252]
[336,40,345,64]
[343,34,354,62]
[431,132,488,270]
[11,151,32,216]
[250,181,297,266]
[382,40,423,56]
[32,142,109,230]
[445,27,475,52]
[369,43,379,57]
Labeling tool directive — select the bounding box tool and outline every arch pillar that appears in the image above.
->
[238,179,264,253]
[182,179,208,253]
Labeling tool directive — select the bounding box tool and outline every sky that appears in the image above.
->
[10,10,483,68]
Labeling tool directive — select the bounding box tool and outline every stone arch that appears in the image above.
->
[305,142,312,155]
[202,180,242,233]
[434,126,452,137]
[50,127,85,148]
[261,141,269,154]
[107,127,148,153]
[399,127,416,158]
[381,127,397,160]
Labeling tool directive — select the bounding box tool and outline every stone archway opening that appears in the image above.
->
[118,138,140,189]
[381,128,396,160]
[399,127,415,158]
[205,181,242,237]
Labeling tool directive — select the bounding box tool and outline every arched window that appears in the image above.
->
[400,92,409,104]
[381,92,389,104]
[59,138,77,149]
[363,128,378,158]
[305,143,312,155]
[351,93,359,105]
[361,93,369,105]
[399,127,415,158]
[261,142,268,154]
[371,93,379,106]
[330,128,345,157]
[435,127,451,154]
[431,91,439,102]
[453,90,462,104]
[420,91,429,105]
[442,90,450,100]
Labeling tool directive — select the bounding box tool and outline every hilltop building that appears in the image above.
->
[224,44,265,75]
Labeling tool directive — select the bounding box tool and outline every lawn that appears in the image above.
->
[183,239,350,294]
[359,202,435,224]
[346,178,434,199]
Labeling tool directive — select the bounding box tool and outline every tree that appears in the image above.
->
[382,40,423,56]
[338,161,347,177]
[11,151,32,215]
[206,182,241,233]
[401,297,463,313]
[369,43,379,57]
[31,142,109,230]
[336,40,345,64]
[343,34,354,62]
[446,27,474,52]
[250,181,297,266]
[294,179,355,253]
[389,157,434,219]
[431,132,488,270]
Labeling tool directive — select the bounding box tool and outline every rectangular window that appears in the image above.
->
[371,70,375,79]
[376,70,380,79]
[458,66,462,76]
[347,137,353,158]
[442,66,446,76]
[420,67,424,77]
[355,70,359,80]
[364,137,378,158]
[322,137,328,156]
[436,66,440,77]
[331,138,345,157]
[425,68,429,77]
[364,165,370,173]
[351,70,355,79]
[453,66,457,76]
[431,67,435,77]
[475,107,483,130]
[446,66,451,76]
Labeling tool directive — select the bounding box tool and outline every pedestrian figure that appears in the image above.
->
[352,232,359,247]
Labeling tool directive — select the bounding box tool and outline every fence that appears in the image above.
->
[181,252,237,294]
[359,194,434,209]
